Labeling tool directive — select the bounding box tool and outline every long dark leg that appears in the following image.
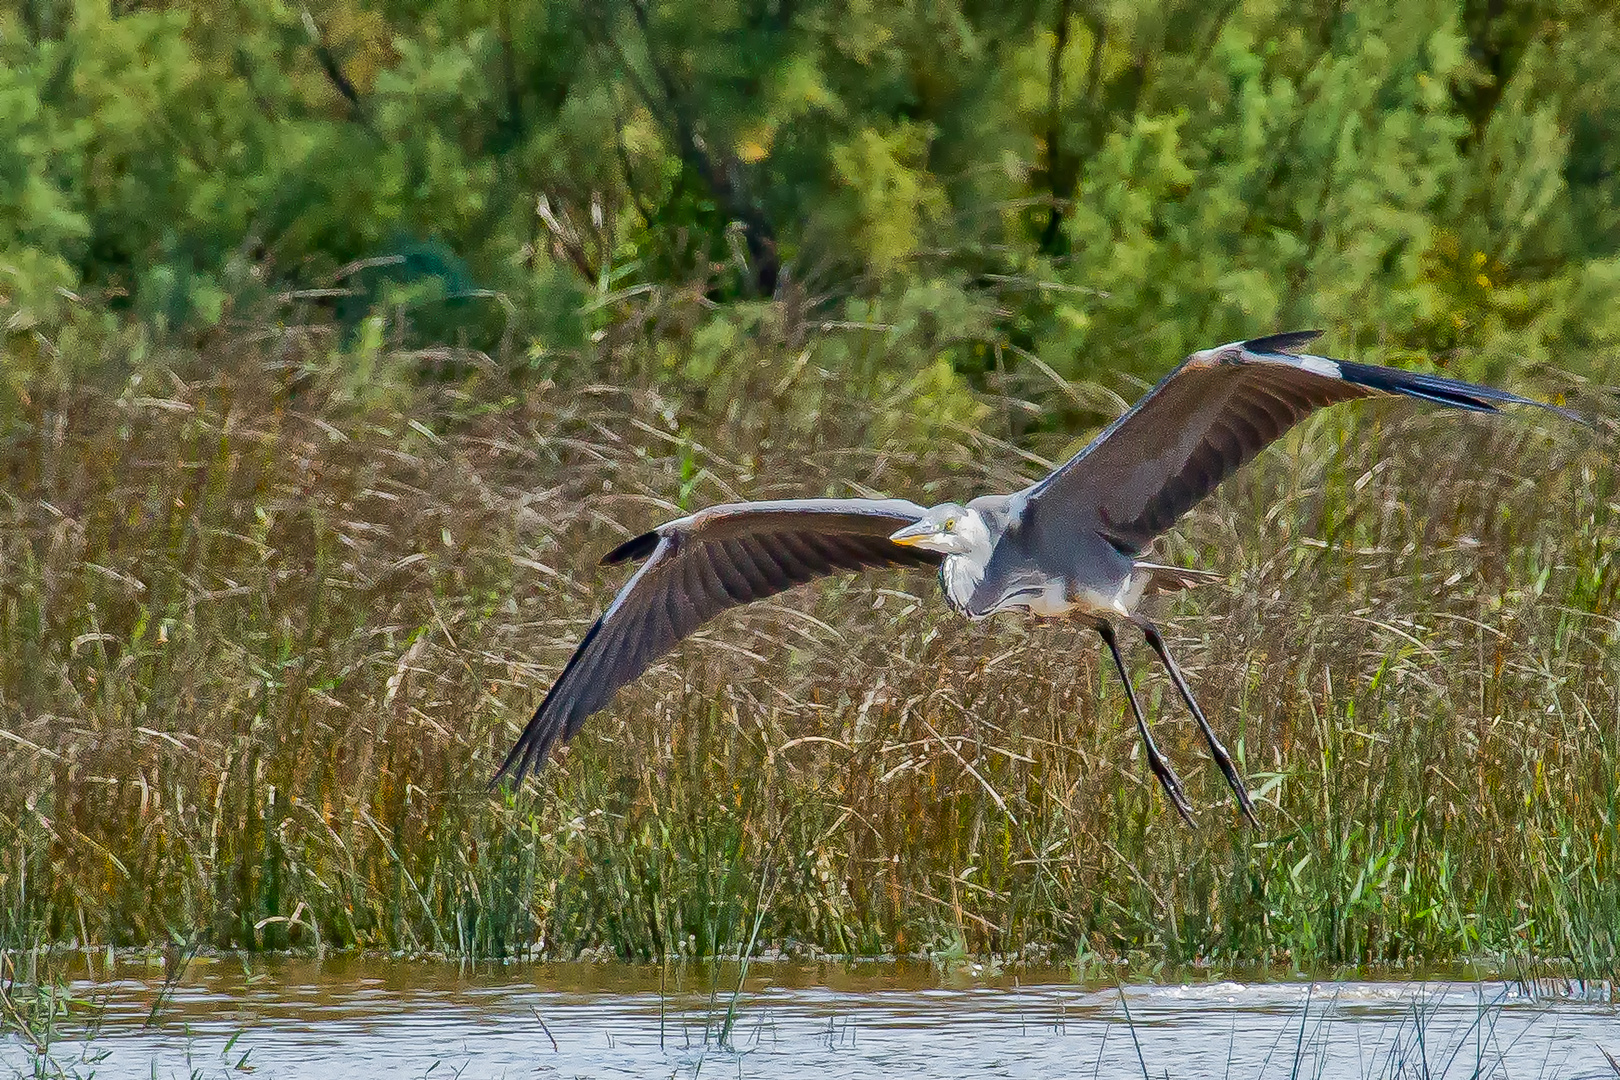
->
[1135,616,1259,827]
[1096,621,1194,825]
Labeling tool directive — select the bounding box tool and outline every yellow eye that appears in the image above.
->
[944,517,958,530]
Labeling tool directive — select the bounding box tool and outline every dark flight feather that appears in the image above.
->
[1025,333,1575,556]
[494,499,941,785]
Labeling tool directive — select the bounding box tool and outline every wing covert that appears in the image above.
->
[1023,332,1573,555]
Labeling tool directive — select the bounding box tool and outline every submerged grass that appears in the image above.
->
[0,316,1616,977]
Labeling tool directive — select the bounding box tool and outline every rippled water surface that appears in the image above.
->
[6,957,1617,1079]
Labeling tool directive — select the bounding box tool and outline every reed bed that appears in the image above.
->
[1,321,1616,975]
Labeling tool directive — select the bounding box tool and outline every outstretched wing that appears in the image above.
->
[1023,331,1576,555]
[494,498,942,785]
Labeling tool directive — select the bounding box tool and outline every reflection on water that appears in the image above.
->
[4,956,1616,1079]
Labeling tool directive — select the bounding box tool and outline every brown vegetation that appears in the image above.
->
[1,320,1615,974]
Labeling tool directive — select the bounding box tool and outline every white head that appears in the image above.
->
[888,503,993,558]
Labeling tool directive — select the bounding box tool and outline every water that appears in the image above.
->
[6,957,1617,1079]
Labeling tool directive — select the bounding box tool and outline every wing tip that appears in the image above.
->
[1334,359,1587,422]
[496,532,653,789]
[491,613,613,791]
[487,753,526,792]
[489,705,570,791]
[1242,333,1586,424]
[488,714,555,791]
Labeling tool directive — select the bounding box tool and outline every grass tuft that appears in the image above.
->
[1,319,1615,977]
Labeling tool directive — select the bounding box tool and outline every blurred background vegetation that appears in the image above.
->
[1,0,1617,973]
[5,0,1620,382]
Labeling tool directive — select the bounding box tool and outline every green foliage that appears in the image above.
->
[3,0,1620,390]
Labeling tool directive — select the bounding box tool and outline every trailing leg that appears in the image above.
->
[1096,621,1194,824]
[1135,617,1258,826]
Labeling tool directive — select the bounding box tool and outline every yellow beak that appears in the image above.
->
[888,521,936,547]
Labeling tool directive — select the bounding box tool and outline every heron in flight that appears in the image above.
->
[496,331,1573,822]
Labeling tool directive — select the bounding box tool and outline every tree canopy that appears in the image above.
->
[3,0,1618,385]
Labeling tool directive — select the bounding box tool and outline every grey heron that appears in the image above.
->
[496,331,1574,822]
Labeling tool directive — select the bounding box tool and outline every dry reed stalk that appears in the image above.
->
[0,325,1614,974]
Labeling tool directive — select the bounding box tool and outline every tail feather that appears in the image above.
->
[1137,562,1225,594]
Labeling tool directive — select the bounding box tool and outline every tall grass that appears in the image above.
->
[0,316,1615,975]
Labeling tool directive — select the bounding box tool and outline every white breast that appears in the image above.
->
[995,571,1148,620]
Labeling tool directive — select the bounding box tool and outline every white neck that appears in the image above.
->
[952,507,994,558]
[938,508,994,615]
